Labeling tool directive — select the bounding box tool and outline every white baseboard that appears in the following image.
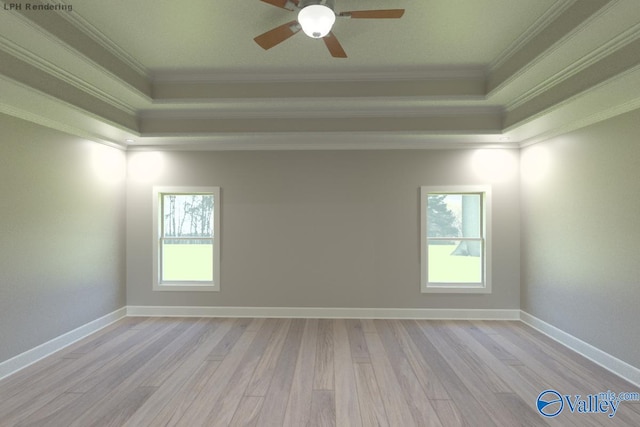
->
[0,305,517,382]
[5,307,636,388]
[520,311,640,388]
[126,305,521,320]
[0,307,127,381]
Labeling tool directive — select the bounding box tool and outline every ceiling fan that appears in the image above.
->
[254,0,405,58]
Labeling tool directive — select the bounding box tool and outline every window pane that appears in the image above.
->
[427,194,481,238]
[162,240,213,282]
[162,194,214,238]
[428,240,482,283]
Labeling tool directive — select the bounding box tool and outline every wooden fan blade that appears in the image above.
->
[254,21,301,50]
[340,9,405,19]
[323,32,347,58]
[259,0,298,10]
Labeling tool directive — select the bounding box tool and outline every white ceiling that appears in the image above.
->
[1,0,640,149]
[72,0,556,72]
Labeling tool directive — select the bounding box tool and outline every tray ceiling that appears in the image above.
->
[71,0,556,72]
[1,0,640,149]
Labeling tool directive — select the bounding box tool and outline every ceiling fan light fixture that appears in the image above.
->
[298,1,335,38]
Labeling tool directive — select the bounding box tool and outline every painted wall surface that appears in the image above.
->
[520,109,640,368]
[0,114,126,363]
[127,149,520,309]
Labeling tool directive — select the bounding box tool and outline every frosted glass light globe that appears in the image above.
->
[298,5,336,38]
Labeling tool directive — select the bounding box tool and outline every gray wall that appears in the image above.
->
[127,149,520,309]
[520,109,640,368]
[0,114,126,363]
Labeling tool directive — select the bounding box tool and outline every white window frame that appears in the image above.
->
[420,185,491,294]
[152,186,220,292]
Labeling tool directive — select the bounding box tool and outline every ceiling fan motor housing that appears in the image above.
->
[299,0,335,11]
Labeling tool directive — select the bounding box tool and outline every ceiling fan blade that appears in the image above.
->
[323,32,347,58]
[254,21,301,50]
[259,0,298,11]
[339,9,405,19]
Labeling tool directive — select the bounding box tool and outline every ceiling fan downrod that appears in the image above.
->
[298,0,335,11]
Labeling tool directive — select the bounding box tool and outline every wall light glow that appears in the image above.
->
[521,145,550,184]
[128,152,164,182]
[91,144,126,185]
[471,149,518,182]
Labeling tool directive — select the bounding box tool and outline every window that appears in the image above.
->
[420,186,491,293]
[153,186,220,291]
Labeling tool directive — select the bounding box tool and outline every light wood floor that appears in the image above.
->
[1,318,638,426]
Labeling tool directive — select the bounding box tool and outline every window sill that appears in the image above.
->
[153,284,219,292]
[422,285,491,294]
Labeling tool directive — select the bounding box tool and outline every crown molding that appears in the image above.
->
[507,22,640,112]
[138,105,503,121]
[0,100,128,151]
[508,64,640,146]
[150,66,487,84]
[151,78,487,102]
[1,0,639,151]
[0,72,137,147]
[138,112,502,136]
[488,0,574,71]
[0,35,137,116]
[0,51,138,133]
[487,0,615,95]
[505,39,640,129]
[127,132,512,151]
[518,96,640,148]
[7,3,151,97]
[53,0,149,78]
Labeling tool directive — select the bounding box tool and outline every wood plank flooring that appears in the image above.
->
[1,317,638,426]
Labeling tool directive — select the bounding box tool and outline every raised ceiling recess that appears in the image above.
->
[253,0,405,58]
[1,0,640,149]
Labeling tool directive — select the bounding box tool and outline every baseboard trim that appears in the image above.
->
[520,311,640,388]
[4,307,636,388]
[0,307,127,381]
[126,305,521,320]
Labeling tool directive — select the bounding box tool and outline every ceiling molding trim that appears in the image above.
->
[505,40,640,129]
[504,64,640,145]
[0,36,138,116]
[137,106,503,121]
[487,0,614,95]
[54,0,149,78]
[128,133,511,152]
[138,114,502,135]
[518,97,640,149]
[0,101,127,150]
[8,5,152,97]
[0,50,138,132]
[151,79,486,101]
[488,0,574,71]
[506,23,640,112]
[150,67,487,84]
